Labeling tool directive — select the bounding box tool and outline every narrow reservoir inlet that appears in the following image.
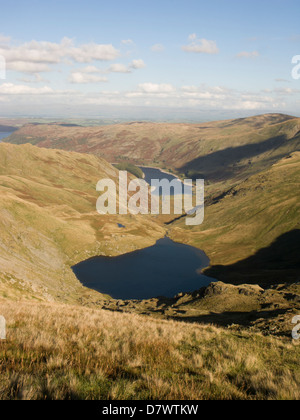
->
[0,132,13,142]
[72,237,213,300]
[139,166,193,196]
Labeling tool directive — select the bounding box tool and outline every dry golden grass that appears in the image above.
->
[0,143,165,302]
[0,298,299,400]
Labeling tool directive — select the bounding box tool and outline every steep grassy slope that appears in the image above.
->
[6,114,300,189]
[0,143,165,302]
[169,152,300,285]
[1,297,299,400]
[3,115,300,291]
[1,119,300,401]
[114,162,144,178]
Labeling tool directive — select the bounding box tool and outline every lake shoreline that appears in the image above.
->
[72,236,213,301]
[111,162,179,180]
[0,132,14,142]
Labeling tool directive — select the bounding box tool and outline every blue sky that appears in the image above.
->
[0,0,300,120]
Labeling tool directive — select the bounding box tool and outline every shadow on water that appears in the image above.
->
[0,132,15,142]
[72,237,213,300]
[139,166,193,196]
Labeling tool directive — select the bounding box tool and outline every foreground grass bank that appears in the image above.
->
[0,298,299,400]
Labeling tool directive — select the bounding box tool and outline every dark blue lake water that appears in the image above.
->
[140,166,192,196]
[0,132,11,141]
[72,237,212,300]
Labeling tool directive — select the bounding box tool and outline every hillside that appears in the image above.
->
[1,123,300,401]
[2,118,299,298]
[0,143,165,302]
[2,118,300,295]
[5,114,300,190]
[169,152,300,285]
[1,296,299,400]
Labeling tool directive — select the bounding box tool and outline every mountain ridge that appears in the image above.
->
[5,113,300,193]
[1,117,299,400]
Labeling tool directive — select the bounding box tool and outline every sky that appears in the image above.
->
[0,0,300,120]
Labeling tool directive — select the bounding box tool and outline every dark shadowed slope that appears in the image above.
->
[204,229,300,286]
[169,152,300,285]
[5,114,300,186]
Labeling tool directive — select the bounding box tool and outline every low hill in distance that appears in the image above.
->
[0,125,17,133]
[5,114,300,192]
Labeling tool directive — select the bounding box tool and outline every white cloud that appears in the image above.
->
[107,59,146,73]
[0,37,120,75]
[0,83,54,95]
[151,44,165,52]
[0,81,292,113]
[272,87,300,95]
[182,35,219,54]
[188,34,197,41]
[0,34,11,44]
[119,83,288,111]
[130,59,146,69]
[236,51,259,59]
[69,72,108,84]
[138,83,176,94]
[19,74,48,84]
[275,78,290,83]
[68,43,119,63]
[78,65,103,73]
[108,63,132,73]
[121,39,134,45]
[1,38,72,65]
[69,59,146,82]
[6,61,51,73]
[181,85,229,100]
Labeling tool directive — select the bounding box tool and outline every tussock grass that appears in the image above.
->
[0,298,299,400]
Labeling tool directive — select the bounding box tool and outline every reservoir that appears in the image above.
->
[139,166,192,196]
[72,237,212,300]
[0,132,12,142]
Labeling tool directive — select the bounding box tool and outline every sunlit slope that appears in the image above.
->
[169,152,300,284]
[6,114,300,185]
[1,297,299,400]
[0,143,165,301]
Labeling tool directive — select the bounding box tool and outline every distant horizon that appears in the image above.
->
[0,110,299,125]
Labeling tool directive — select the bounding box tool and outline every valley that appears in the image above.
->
[6,113,300,191]
[2,0,300,402]
[0,113,299,400]
[0,142,165,302]
[3,113,300,287]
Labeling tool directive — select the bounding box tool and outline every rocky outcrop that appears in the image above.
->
[90,281,300,338]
